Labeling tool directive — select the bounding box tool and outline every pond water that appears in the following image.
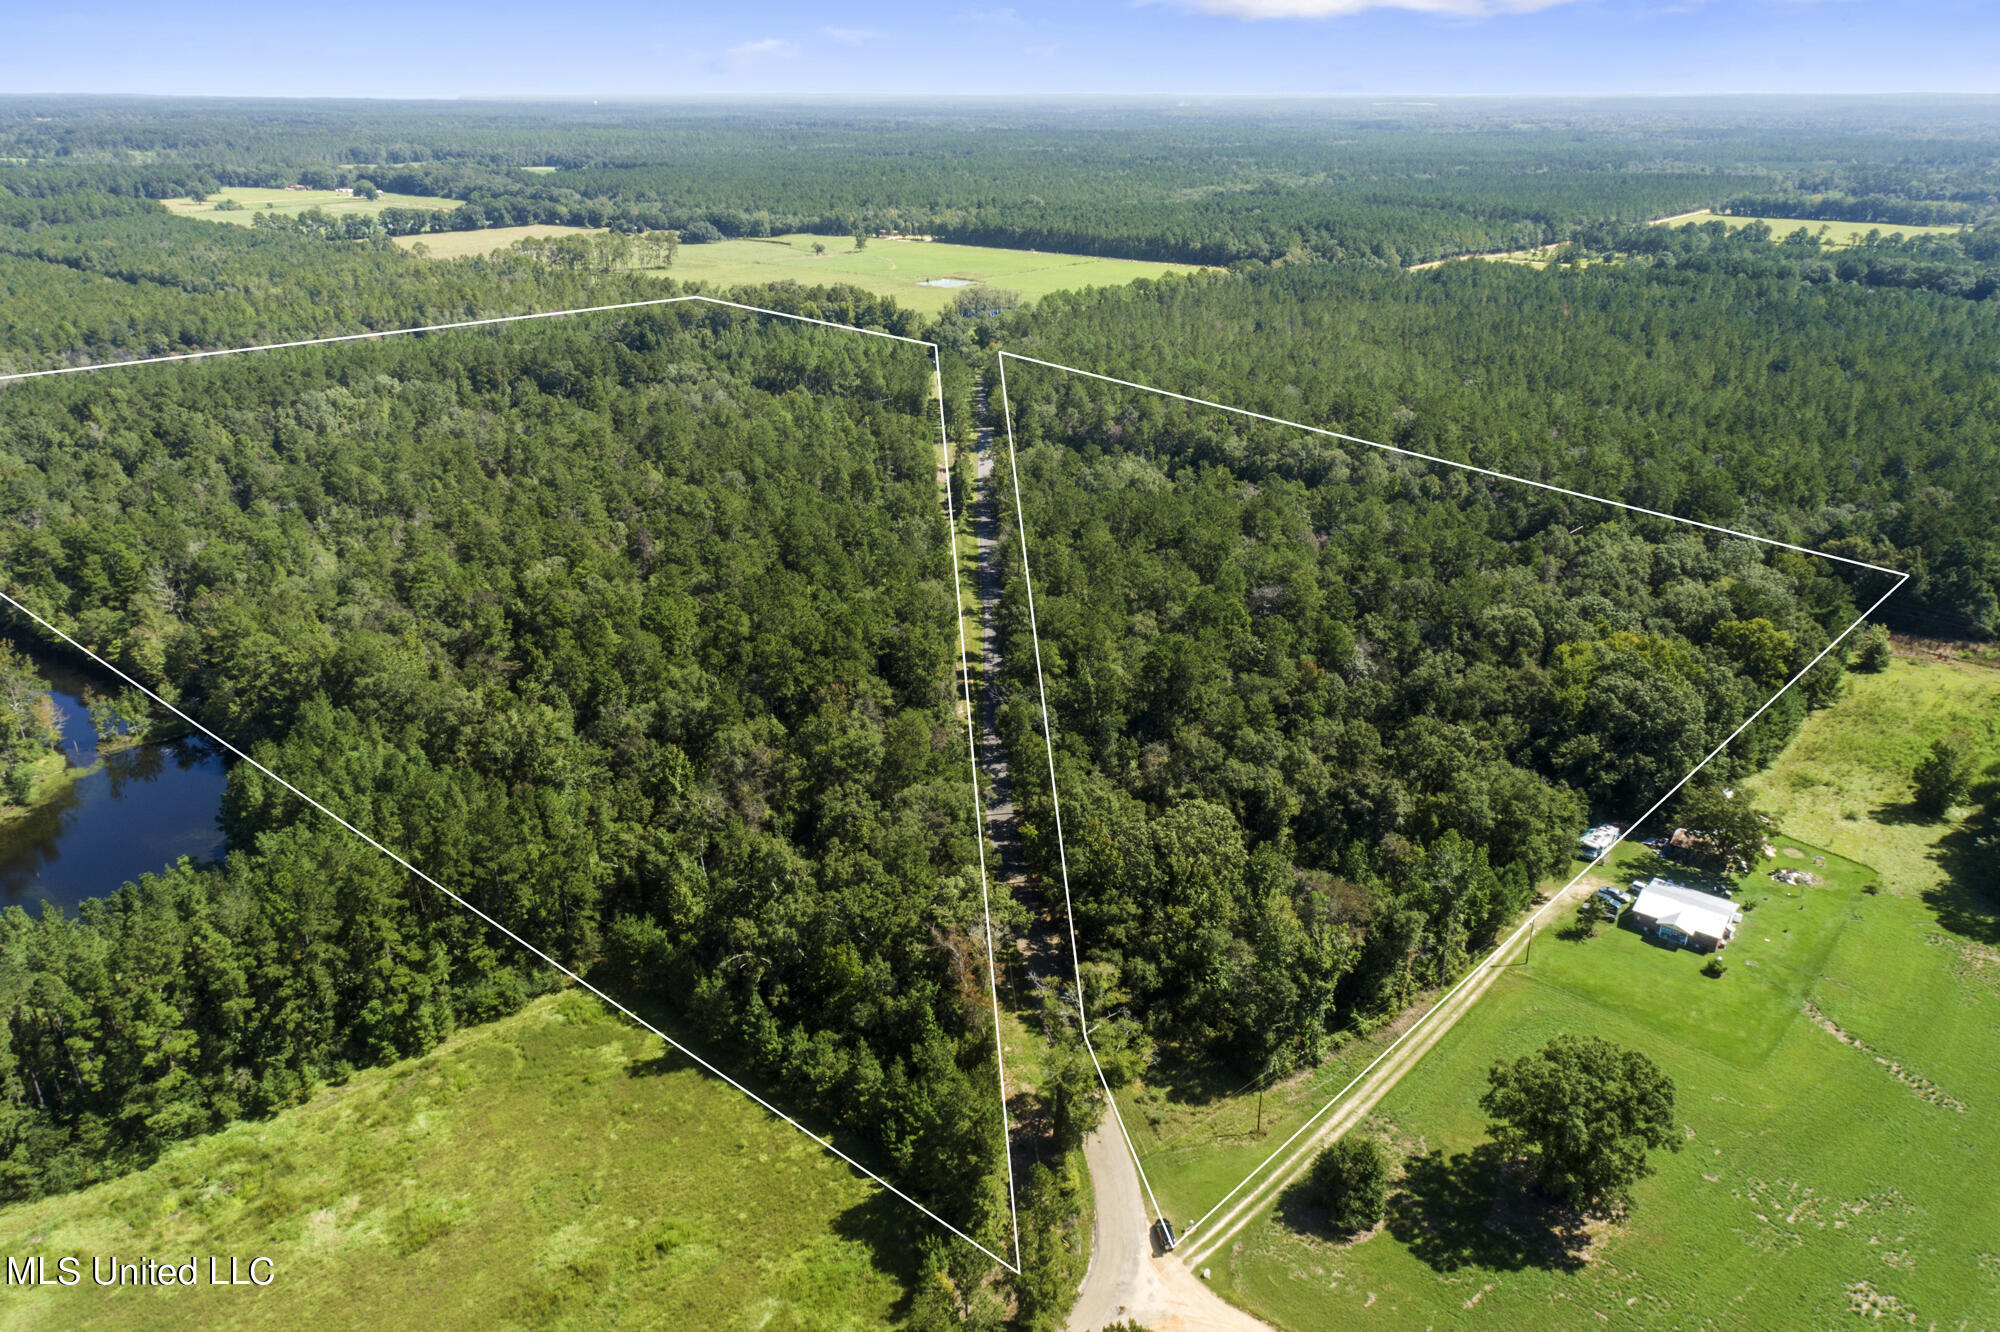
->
[917,277,976,288]
[0,660,229,916]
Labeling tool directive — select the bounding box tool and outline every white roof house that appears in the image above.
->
[1630,878,1742,949]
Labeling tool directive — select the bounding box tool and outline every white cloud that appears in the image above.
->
[1166,0,1580,17]
[722,37,799,70]
[820,26,882,45]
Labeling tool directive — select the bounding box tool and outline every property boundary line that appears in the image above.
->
[0,296,1023,1273]
[993,348,1907,1259]
[996,354,1173,1234]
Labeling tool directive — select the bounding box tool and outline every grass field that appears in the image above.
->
[165,186,459,225]
[1111,845,1651,1231]
[0,991,914,1331]
[391,224,603,258]
[1661,210,1967,246]
[649,234,1203,313]
[1208,654,2000,1330]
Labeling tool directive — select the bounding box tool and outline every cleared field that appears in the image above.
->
[0,991,911,1331]
[1209,657,2000,1329]
[1746,653,2000,891]
[392,224,603,258]
[1113,846,1644,1229]
[1662,209,1967,246]
[651,233,1204,313]
[164,186,458,225]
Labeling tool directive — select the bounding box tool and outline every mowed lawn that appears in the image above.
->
[165,186,458,225]
[1660,210,1968,246]
[650,234,1203,313]
[1111,850,1646,1229]
[0,992,913,1331]
[1210,655,2000,1329]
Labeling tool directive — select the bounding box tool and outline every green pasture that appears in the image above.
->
[0,992,913,1331]
[1666,210,1967,246]
[165,186,459,225]
[1746,653,2000,895]
[1112,846,1647,1231]
[1209,655,2000,1330]
[646,234,1203,313]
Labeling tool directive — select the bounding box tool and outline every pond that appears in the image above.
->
[0,659,230,916]
[917,277,976,288]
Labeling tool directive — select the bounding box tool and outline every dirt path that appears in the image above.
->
[972,384,1273,1332]
[1069,1107,1274,1332]
[1175,875,1600,1272]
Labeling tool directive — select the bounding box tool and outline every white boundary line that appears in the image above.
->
[994,348,1907,1256]
[0,296,1022,1273]
[995,354,1173,1234]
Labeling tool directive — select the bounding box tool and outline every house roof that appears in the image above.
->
[1632,879,1742,940]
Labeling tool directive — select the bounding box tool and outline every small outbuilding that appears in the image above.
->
[1629,877,1742,952]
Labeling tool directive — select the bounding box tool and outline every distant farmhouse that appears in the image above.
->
[1629,877,1742,952]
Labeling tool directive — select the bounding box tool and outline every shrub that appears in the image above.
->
[1912,733,1976,817]
[1309,1134,1389,1234]
[1702,956,1727,978]
[1852,624,1893,673]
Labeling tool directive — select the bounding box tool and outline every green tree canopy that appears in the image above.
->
[1479,1033,1682,1215]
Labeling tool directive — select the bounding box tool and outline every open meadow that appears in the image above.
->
[1204,653,2000,1329]
[0,992,914,1332]
[1660,210,1968,246]
[389,229,1204,311]
[164,186,460,225]
[650,234,1203,313]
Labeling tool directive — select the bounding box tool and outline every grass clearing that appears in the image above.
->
[1112,849,1644,1229]
[0,991,913,1331]
[1659,210,1967,246]
[164,186,459,225]
[1208,655,2000,1329]
[647,234,1204,313]
[1745,653,2000,897]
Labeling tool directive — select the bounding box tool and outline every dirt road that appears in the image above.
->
[1067,1118,1275,1332]
[1176,874,1600,1271]
[973,384,1269,1332]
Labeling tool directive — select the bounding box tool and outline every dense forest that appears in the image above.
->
[0,647,62,803]
[967,243,1998,1076]
[0,309,1016,1263]
[0,100,1996,1325]
[988,365,1864,1077]
[7,97,1999,266]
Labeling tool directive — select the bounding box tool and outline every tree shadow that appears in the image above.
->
[828,1189,927,1299]
[1553,917,1599,943]
[1384,1144,1592,1275]
[1272,1174,1374,1243]
[1926,808,2000,947]
[1871,798,1938,829]
[1142,1047,1262,1109]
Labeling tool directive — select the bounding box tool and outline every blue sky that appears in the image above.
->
[6,1,1996,98]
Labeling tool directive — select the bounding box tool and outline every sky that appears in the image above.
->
[4,0,1997,99]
